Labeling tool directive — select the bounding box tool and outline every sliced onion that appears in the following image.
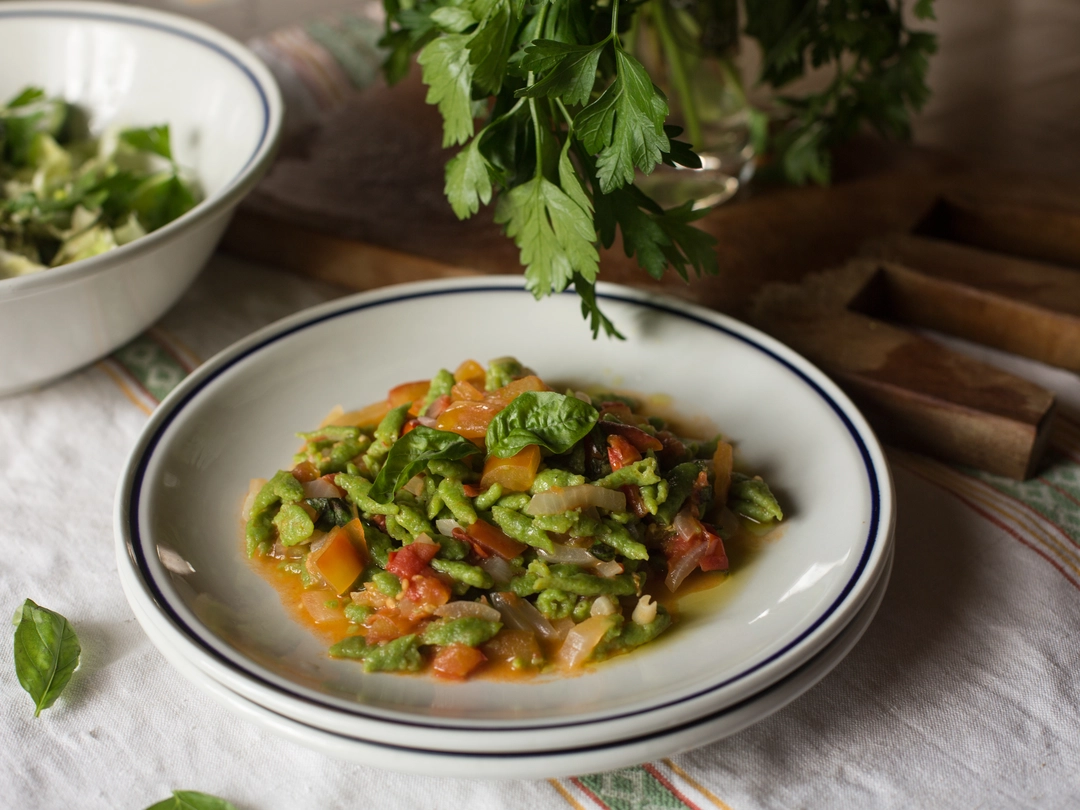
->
[436,518,462,538]
[479,556,518,586]
[401,475,425,497]
[594,560,624,578]
[490,592,559,641]
[526,484,626,516]
[589,595,617,617]
[301,590,341,624]
[270,541,304,560]
[435,601,502,622]
[538,543,601,567]
[665,538,707,592]
[241,478,267,521]
[416,416,438,428]
[413,532,438,546]
[555,614,617,669]
[303,477,344,499]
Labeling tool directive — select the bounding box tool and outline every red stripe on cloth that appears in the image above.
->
[569,778,610,810]
[904,464,1080,591]
[642,763,705,810]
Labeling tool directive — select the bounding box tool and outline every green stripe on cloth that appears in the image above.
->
[576,767,696,810]
[110,333,189,403]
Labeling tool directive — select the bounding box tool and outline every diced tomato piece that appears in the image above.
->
[481,445,541,492]
[597,401,636,423]
[403,573,452,607]
[310,525,367,594]
[621,484,649,518]
[606,434,642,471]
[688,470,711,518]
[598,421,664,452]
[699,525,730,572]
[453,359,486,386]
[432,643,487,680]
[450,380,485,403]
[435,400,503,438]
[657,430,690,468]
[424,394,452,418]
[482,629,542,669]
[462,483,483,498]
[389,379,431,410]
[466,518,528,560]
[401,418,422,436]
[290,461,320,483]
[452,527,489,558]
[386,542,440,579]
[363,609,416,643]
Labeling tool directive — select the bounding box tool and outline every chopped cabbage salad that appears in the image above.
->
[0,87,200,279]
[243,358,784,680]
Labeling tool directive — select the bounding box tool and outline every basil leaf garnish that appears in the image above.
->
[486,392,599,458]
[145,791,239,810]
[13,598,81,717]
[369,426,482,503]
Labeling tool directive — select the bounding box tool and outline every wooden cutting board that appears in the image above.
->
[220,71,1080,480]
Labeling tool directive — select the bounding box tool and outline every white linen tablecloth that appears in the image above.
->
[3,255,1080,809]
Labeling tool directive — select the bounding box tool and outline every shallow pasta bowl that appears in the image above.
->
[0,1,282,395]
[114,278,895,754]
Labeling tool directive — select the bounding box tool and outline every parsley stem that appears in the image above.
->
[649,1,702,150]
[528,97,544,180]
[610,0,621,39]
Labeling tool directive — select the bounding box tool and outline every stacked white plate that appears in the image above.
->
[115,278,895,779]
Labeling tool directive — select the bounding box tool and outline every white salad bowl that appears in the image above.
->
[115,278,895,766]
[0,1,282,396]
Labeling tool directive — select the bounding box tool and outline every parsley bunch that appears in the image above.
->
[382,0,718,336]
[379,0,936,335]
[745,0,938,185]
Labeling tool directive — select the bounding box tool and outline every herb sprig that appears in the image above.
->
[745,0,938,186]
[380,0,935,334]
[382,0,718,336]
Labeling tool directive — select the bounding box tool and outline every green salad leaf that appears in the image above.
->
[370,426,483,503]
[144,791,239,810]
[13,598,81,717]
[487,391,599,458]
[0,86,200,279]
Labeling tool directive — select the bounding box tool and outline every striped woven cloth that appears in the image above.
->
[3,254,1078,809]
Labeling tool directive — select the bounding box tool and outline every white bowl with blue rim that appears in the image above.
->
[0,1,282,396]
[114,278,895,771]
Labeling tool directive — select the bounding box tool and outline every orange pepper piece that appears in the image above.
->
[481,444,541,492]
[311,523,367,594]
[388,379,431,410]
[486,375,549,407]
[435,400,503,439]
[453,359,486,385]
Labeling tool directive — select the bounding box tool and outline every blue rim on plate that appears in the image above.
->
[117,279,890,734]
[141,545,893,776]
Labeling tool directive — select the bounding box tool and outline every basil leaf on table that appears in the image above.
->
[369,426,482,503]
[487,392,599,458]
[145,790,239,810]
[13,598,81,717]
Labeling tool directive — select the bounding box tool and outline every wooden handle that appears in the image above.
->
[862,234,1080,371]
[749,262,1056,479]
